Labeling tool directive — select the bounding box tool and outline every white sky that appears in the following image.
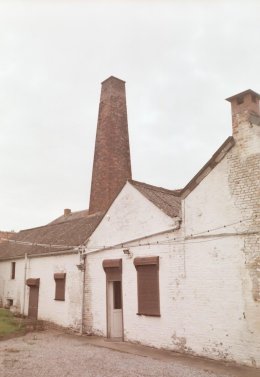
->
[0,0,260,231]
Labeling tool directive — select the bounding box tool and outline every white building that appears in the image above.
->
[82,89,260,367]
[0,79,259,368]
[0,210,103,330]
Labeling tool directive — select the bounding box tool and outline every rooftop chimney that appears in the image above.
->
[64,208,71,217]
[226,89,260,136]
[89,76,132,214]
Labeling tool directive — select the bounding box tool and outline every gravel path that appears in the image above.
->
[0,331,257,377]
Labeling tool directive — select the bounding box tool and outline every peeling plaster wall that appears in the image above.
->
[183,116,260,367]
[0,259,24,311]
[83,117,259,368]
[85,232,183,348]
[0,253,82,330]
[27,254,82,329]
[83,182,181,343]
[85,226,259,367]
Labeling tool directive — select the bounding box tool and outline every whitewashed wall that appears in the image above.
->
[0,252,83,330]
[0,258,25,312]
[182,114,260,367]
[87,182,177,248]
[84,181,182,346]
[84,116,260,368]
[85,232,183,348]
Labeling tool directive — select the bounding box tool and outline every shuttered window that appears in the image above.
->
[102,259,122,281]
[54,273,66,301]
[26,278,40,287]
[11,262,16,279]
[134,256,160,316]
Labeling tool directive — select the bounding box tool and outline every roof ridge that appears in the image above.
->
[49,209,89,224]
[19,212,103,233]
[129,179,181,196]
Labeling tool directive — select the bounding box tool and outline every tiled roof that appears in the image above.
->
[0,212,103,260]
[0,231,15,243]
[129,180,181,218]
[50,209,89,224]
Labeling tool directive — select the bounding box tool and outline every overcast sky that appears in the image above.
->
[0,0,260,231]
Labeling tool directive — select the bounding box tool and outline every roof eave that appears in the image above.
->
[181,136,235,199]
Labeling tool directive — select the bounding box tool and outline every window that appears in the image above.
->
[134,256,160,316]
[7,298,13,308]
[11,262,16,279]
[54,273,66,301]
[113,281,122,309]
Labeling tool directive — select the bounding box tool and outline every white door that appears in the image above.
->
[108,281,123,339]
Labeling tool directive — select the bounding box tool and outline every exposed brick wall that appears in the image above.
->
[89,76,132,214]
[83,255,94,334]
[182,92,260,367]
[227,111,260,303]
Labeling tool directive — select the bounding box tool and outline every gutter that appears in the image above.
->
[80,254,86,335]
[0,248,77,262]
[83,220,181,256]
[22,253,27,317]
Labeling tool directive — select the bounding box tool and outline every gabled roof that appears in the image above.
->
[129,180,181,218]
[0,212,103,260]
[181,136,235,199]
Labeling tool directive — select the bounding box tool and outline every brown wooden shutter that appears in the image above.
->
[26,278,40,287]
[103,259,122,281]
[54,273,66,301]
[54,273,66,280]
[11,262,16,279]
[134,257,160,316]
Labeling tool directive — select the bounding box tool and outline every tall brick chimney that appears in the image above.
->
[226,89,260,136]
[89,76,132,214]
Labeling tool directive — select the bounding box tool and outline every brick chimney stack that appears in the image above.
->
[226,89,260,136]
[89,76,132,214]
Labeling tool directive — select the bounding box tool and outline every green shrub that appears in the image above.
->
[0,308,24,336]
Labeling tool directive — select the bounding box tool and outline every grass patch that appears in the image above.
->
[0,308,24,337]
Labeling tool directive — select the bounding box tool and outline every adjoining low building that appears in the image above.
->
[0,210,103,330]
[0,78,259,368]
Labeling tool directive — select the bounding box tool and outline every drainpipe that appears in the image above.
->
[22,253,27,317]
[80,254,86,335]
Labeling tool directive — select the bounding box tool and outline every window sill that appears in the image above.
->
[54,298,65,301]
[136,313,161,317]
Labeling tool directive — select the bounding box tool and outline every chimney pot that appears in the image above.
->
[226,89,260,116]
[226,89,260,135]
[64,208,71,217]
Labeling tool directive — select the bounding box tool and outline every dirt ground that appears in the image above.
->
[0,330,259,377]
